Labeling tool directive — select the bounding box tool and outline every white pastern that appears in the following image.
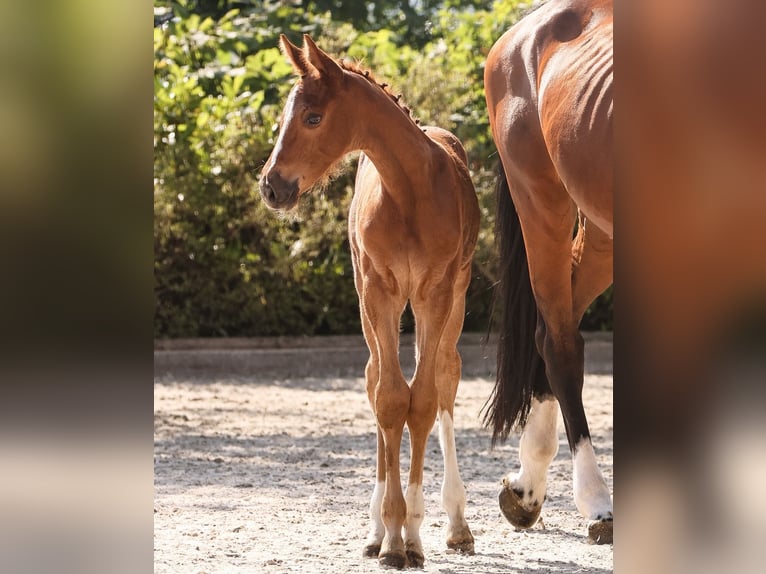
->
[438,411,468,524]
[404,483,424,549]
[508,398,559,510]
[572,437,613,520]
[366,481,385,547]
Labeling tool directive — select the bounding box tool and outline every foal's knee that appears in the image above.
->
[365,359,379,403]
[374,379,410,429]
[407,385,438,432]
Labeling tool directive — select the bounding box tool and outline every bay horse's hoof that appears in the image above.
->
[379,550,407,569]
[588,517,613,544]
[363,543,381,558]
[499,482,541,529]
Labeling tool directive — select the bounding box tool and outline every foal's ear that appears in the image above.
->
[302,34,344,84]
[280,34,312,76]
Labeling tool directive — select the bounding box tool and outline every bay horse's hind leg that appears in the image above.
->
[514,179,612,544]
[498,396,559,529]
[570,214,614,543]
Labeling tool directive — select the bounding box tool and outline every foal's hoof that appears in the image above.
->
[499,481,542,529]
[447,525,475,555]
[379,550,407,570]
[363,543,381,558]
[588,517,613,545]
[405,548,424,569]
[447,538,475,555]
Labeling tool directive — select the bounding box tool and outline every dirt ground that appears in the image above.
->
[154,364,613,573]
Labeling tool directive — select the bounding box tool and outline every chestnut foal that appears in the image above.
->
[260,34,479,568]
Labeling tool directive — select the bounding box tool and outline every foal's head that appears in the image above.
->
[260,34,353,210]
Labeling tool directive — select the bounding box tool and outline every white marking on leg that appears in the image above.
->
[573,437,613,520]
[508,398,559,510]
[404,482,424,552]
[366,481,385,548]
[438,411,468,527]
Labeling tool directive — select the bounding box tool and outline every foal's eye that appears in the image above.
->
[305,113,322,127]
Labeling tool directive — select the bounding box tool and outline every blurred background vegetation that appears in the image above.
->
[154,0,613,338]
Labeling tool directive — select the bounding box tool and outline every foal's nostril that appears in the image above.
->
[260,176,276,202]
[259,170,298,209]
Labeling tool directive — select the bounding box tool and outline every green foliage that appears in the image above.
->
[581,284,613,331]
[154,3,359,336]
[154,0,613,338]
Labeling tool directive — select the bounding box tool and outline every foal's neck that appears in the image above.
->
[346,75,434,193]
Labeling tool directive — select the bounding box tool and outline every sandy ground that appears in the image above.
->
[154,368,613,573]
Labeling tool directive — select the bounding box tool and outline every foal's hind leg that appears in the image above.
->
[434,280,474,553]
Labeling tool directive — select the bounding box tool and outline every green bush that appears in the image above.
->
[154,0,613,338]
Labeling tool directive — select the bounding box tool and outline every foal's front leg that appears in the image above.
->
[376,383,409,569]
[360,279,411,568]
[363,425,386,557]
[363,357,410,568]
[403,378,438,568]
[403,287,464,566]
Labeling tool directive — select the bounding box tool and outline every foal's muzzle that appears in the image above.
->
[259,170,300,210]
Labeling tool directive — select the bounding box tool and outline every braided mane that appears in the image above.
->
[337,58,421,127]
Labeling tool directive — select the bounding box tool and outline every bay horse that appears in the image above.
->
[483,0,614,544]
[259,34,479,568]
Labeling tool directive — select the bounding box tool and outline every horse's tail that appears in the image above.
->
[482,161,550,445]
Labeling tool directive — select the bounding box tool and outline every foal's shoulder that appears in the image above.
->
[420,125,468,166]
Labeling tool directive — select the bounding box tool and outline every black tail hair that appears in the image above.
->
[482,161,550,445]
